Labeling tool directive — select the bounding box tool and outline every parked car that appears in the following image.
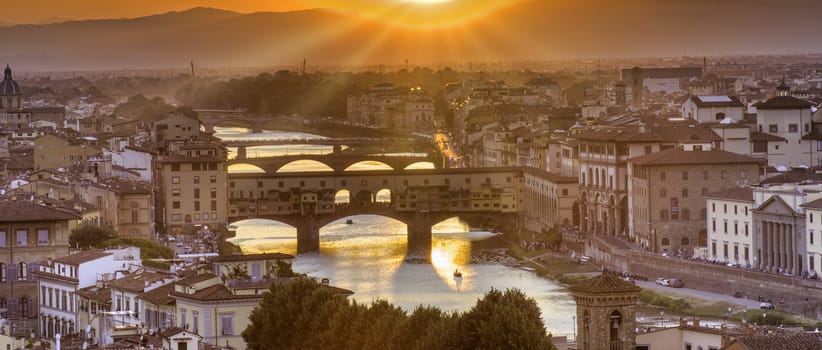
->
[668,279,684,288]
[759,302,775,310]
[655,278,669,286]
[734,292,744,298]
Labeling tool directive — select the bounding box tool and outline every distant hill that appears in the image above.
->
[3,1,822,70]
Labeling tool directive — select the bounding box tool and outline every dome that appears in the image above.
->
[0,65,21,96]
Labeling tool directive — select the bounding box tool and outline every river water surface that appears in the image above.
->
[216,126,577,338]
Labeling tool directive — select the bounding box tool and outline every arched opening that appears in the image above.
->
[352,190,373,206]
[609,310,623,343]
[661,237,670,246]
[681,237,690,246]
[277,160,334,173]
[344,161,393,171]
[335,189,351,204]
[375,189,392,203]
[227,218,298,255]
[227,163,266,174]
[404,162,436,170]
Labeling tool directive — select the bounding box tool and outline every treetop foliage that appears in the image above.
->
[242,278,556,350]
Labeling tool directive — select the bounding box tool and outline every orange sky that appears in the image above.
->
[1,0,514,29]
[0,0,311,24]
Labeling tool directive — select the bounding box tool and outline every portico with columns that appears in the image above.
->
[753,195,807,275]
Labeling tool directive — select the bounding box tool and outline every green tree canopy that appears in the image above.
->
[242,279,554,350]
[69,225,118,249]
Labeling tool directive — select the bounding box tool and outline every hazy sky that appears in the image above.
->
[0,0,509,27]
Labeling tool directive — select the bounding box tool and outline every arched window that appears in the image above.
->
[18,262,26,281]
[681,237,690,245]
[661,237,671,246]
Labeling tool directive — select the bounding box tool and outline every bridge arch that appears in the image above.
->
[375,189,392,203]
[343,160,394,172]
[227,163,266,174]
[335,189,351,204]
[404,161,436,170]
[277,160,335,173]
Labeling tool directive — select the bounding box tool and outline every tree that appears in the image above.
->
[70,225,117,249]
[103,237,173,259]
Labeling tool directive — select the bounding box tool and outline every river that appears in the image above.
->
[215,126,577,338]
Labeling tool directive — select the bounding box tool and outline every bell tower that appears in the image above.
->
[569,273,640,350]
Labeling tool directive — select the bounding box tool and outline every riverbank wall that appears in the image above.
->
[584,235,822,319]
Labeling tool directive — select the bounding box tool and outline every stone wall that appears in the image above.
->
[586,236,822,319]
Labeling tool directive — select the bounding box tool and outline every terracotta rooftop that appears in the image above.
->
[170,283,259,302]
[107,270,173,293]
[628,148,760,166]
[76,285,111,304]
[704,187,754,202]
[568,273,640,294]
[213,252,294,263]
[138,283,175,306]
[689,95,744,108]
[754,96,815,110]
[573,125,721,144]
[0,200,81,222]
[750,132,786,142]
[175,272,219,286]
[801,197,822,210]
[54,249,111,266]
[722,331,822,350]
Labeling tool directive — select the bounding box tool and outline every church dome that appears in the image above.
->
[0,65,21,96]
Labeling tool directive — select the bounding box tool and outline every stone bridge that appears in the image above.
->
[227,168,523,256]
[227,153,443,173]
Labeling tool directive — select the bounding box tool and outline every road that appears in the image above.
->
[635,280,763,312]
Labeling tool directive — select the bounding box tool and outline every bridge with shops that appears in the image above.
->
[226,166,523,255]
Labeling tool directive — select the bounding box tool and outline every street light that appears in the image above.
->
[658,311,664,328]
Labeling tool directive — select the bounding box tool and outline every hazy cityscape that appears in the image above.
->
[0,1,821,350]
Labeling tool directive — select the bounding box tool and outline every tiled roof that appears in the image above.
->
[569,273,640,294]
[171,283,259,302]
[628,148,760,166]
[724,331,822,350]
[176,272,219,286]
[704,187,753,202]
[76,285,111,304]
[573,125,721,143]
[139,283,175,306]
[750,132,786,142]
[760,169,822,185]
[0,200,81,222]
[755,96,815,110]
[213,253,294,263]
[107,270,173,293]
[689,95,744,108]
[521,167,578,184]
[801,197,822,210]
[54,249,111,266]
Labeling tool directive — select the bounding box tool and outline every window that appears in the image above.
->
[712,220,716,232]
[37,229,49,245]
[660,210,668,221]
[194,188,200,199]
[210,176,217,183]
[754,141,767,153]
[220,314,234,335]
[682,188,688,198]
[769,124,778,133]
[644,146,652,154]
[0,231,5,247]
[172,176,180,184]
[172,188,180,197]
[18,262,26,281]
[15,230,27,247]
[811,231,815,245]
[172,201,180,209]
[211,200,217,211]
[682,171,688,180]
[681,237,690,245]
[192,311,199,334]
[724,221,728,233]
[712,203,715,212]
[789,124,798,133]
[193,176,200,184]
[194,201,200,211]
[171,214,182,221]
[171,164,180,172]
[660,172,666,181]
[660,188,667,198]
[211,188,217,198]
[180,308,187,328]
[661,238,670,246]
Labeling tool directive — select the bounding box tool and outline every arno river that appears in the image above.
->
[215,127,577,338]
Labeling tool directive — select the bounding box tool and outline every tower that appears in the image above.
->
[569,273,640,350]
[776,75,790,97]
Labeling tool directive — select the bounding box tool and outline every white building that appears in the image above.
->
[106,270,177,332]
[705,188,754,265]
[34,250,117,339]
[681,95,745,123]
[799,198,822,277]
[105,145,156,183]
[753,92,817,168]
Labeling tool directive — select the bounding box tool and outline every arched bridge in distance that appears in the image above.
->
[226,167,524,257]
[227,152,445,173]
